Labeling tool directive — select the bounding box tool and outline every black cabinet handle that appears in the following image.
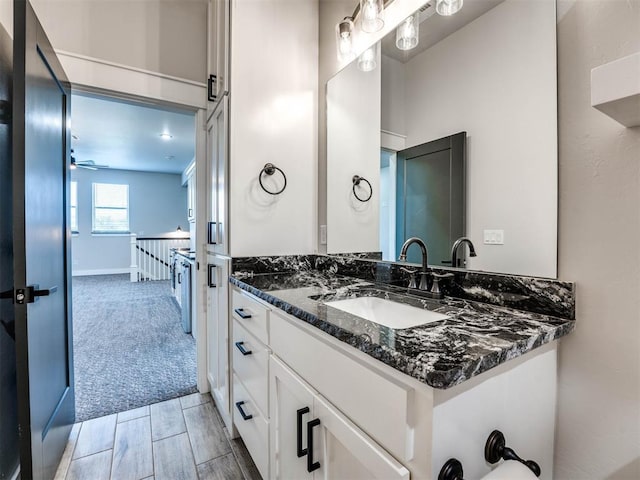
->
[306,418,321,472]
[235,341,252,356]
[208,74,217,102]
[235,401,253,421]
[178,273,182,284]
[296,407,310,458]
[234,308,252,319]
[207,221,218,245]
[207,264,217,288]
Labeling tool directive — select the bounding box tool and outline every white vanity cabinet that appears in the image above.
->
[270,356,410,480]
[230,287,412,480]
[230,286,559,480]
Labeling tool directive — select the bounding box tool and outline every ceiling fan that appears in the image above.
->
[70,154,109,171]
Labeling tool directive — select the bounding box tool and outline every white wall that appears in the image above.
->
[71,168,188,274]
[555,1,640,478]
[401,0,557,278]
[228,0,318,257]
[30,0,207,83]
[326,56,381,253]
[380,54,406,136]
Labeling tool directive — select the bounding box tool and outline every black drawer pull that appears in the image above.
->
[235,341,252,356]
[235,401,253,421]
[234,308,252,319]
[296,407,310,458]
[307,418,321,472]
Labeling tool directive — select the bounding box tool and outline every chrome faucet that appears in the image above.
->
[451,237,477,268]
[398,237,429,290]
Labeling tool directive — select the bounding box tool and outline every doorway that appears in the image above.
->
[69,92,199,422]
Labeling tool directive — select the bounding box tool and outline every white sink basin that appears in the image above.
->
[324,297,449,329]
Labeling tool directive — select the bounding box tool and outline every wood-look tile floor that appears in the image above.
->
[54,393,262,480]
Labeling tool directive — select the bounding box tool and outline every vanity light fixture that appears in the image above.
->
[360,0,384,33]
[436,0,463,16]
[357,43,378,72]
[336,17,356,62]
[159,133,173,140]
[396,11,420,51]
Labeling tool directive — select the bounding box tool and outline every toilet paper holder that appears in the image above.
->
[485,430,541,477]
[437,430,541,480]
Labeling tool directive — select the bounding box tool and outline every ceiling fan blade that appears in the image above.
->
[77,164,98,170]
[77,161,110,169]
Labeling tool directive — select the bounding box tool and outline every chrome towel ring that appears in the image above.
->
[259,163,287,195]
[352,175,372,202]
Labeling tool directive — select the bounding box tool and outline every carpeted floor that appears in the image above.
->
[72,274,197,422]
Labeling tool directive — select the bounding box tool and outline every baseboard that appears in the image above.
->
[72,268,130,277]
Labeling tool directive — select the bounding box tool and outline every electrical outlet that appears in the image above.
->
[320,225,327,245]
[483,229,504,245]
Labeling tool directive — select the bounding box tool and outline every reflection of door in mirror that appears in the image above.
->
[390,132,465,266]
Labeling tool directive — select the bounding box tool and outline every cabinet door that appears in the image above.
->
[215,0,230,98]
[312,395,411,480]
[206,97,228,255]
[206,254,231,423]
[270,356,314,480]
[207,0,229,115]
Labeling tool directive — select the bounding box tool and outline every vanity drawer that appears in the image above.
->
[232,288,269,344]
[232,319,270,417]
[269,310,413,462]
[232,374,269,479]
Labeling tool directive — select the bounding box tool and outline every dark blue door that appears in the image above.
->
[12,1,74,478]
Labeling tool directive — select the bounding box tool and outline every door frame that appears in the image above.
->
[59,52,211,392]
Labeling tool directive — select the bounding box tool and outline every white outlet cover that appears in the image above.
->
[483,229,504,245]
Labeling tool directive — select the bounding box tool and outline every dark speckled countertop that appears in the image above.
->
[229,270,575,389]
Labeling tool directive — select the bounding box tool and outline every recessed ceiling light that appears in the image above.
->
[159,133,173,140]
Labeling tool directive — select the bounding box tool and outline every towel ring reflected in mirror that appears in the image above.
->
[352,175,372,202]
[259,163,287,195]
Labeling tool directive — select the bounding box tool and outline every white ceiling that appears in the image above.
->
[71,93,196,175]
[382,0,505,63]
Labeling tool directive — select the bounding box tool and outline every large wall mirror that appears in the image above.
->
[326,0,557,278]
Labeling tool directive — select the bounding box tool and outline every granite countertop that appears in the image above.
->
[229,270,575,389]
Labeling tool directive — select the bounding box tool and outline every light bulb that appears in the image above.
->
[357,44,378,72]
[335,17,355,62]
[360,0,384,33]
[436,0,463,16]
[396,12,419,51]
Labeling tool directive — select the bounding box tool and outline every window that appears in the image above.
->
[92,183,129,233]
[70,181,78,233]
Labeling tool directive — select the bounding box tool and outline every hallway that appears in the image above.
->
[73,274,197,421]
[55,392,261,480]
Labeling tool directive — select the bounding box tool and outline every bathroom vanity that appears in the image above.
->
[226,255,575,480]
